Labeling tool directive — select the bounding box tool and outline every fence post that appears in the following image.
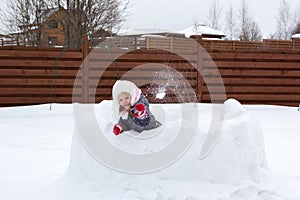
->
[293,39,295,51]
[82,34,89,103]
[196,35,204,102]
[134,37,137,49]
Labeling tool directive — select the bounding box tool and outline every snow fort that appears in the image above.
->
[62,98,269,198]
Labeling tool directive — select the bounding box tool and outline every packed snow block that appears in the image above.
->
[67,130,123,182]
[199,98,268,184]
[154,99,268,185]
[67,99,268,186]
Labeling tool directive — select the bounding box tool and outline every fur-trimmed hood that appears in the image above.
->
[111,80,141,123]
[112,80,141,105]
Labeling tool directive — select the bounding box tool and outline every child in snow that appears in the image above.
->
[112,80,162,135]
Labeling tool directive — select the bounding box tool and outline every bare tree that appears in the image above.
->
[0,0,130,47]
[238,0,251,40]
[238,0,262,41]
[206,0,223,30]
[0,0,55,46]
[192,18,200,35]
[292,23,300,35]
[61,0,130,47]
[224,4,236,40]
[268,33,277,39]
[276,0,292,40]
[249,21,262,41]
[291,6,300,35]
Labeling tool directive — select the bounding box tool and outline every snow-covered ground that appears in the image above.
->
[1,99,300,200]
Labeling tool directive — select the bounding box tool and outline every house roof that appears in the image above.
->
[41,7,67,23]
[292,33,300,39]
[179,24,226,38]
[0,34,13,38]
[118,25,226,39]
[118,28,185,37]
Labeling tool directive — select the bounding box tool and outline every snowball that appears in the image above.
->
[224,98,247,120]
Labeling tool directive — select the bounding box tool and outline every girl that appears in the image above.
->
[112,80,162,135]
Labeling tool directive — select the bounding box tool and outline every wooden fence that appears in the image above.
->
[202,39,300,51]
[0,38,26,46]
[201,50,300,106]
[0,46,83,106]
[1,36,300,107]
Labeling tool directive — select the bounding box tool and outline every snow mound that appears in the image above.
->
[204,98,268,183]
[154,98,268,184]
[64,98,268,192]
[224,98,247,120]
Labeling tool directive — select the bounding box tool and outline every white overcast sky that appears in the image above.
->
[124,0,300,37]
[1,0,299,37]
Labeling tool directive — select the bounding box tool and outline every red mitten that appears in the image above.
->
[134,103,147,119]
[135,103,145,112]
[113,124,122,135]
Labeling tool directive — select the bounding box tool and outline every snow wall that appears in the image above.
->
[67,98,268,187]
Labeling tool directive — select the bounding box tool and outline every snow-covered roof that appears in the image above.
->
[0,34,14,41]
[292,33,300,39]
[117,28,185,37]
[179,24,226,38]
[0,34,13,38]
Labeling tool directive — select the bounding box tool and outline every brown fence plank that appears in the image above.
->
[0,96,75,105]
[0,68,82,77]
[90,79,197,88]
[204,69,300,78]
[208,52,300,61]
[0,50,82,59]
[89,70,197,78]
[88,52,198,62]
[0,46,82,51]
[205,77,300,86]
[0,87,82,95]
[209,61,300,70]
[203,85,300,94]
[0,60,82,68]
[202,93,300,101]
[88,61,196,69]
[0,78,79,86]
